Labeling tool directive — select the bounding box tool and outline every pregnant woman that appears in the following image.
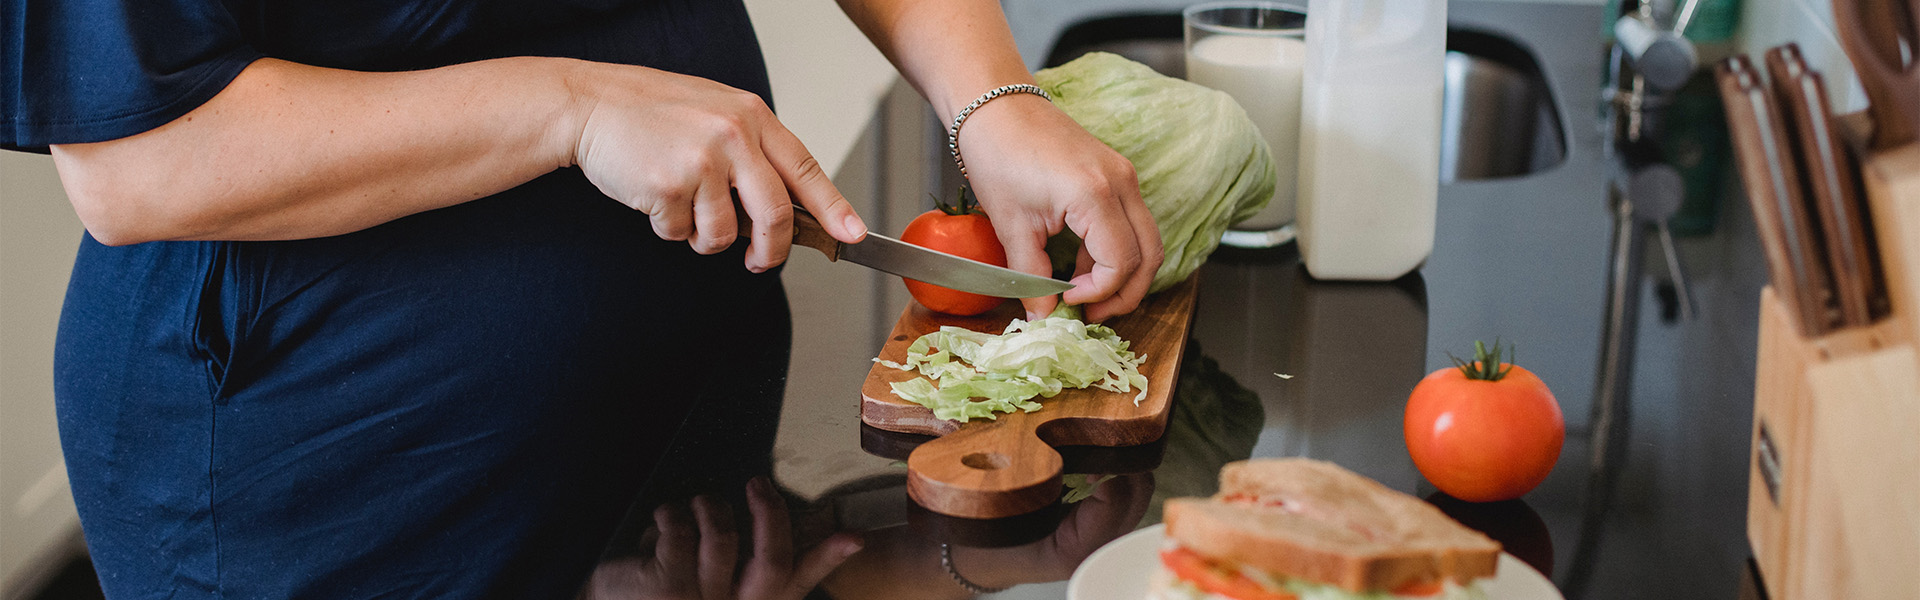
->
[2,0,1162,597]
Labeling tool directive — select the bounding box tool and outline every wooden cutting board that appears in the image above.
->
[860,276,1198,519]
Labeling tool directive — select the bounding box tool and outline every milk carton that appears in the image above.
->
[1296,0,1447,280]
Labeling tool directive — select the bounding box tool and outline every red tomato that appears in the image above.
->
[899,202,1009,316]
[1159,547,1298,600]
[1404,342,1565,502]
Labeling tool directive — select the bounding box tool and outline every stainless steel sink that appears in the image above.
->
[1038,14,1567,181]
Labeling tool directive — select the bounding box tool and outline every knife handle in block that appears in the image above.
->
[1717,56,1838,336]
[1835,0,1920,150]
[1765,45,1881,328]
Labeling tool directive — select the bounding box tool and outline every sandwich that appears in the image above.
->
[1155,458,1501,600]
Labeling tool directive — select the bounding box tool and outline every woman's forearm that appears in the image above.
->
[833,0,1039,120]
[51,57,585,245]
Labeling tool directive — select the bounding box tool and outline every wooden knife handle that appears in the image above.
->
[1766,44,1881,328]
[1835,0,1920,150]
[1717,56,1837,336]
[790,206,843,262]
[733,204,843,261]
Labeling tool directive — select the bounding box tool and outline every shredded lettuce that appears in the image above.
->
[876,308,1149,422]
[1245,565,1487,600]
[1154,578,1210,600]
[1062,473,1116,504]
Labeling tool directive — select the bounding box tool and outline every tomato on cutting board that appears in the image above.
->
[900,187,1010,316]
[1404,341,1564,502]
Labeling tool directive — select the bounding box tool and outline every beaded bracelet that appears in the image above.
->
[946,84,1053,179]
[940,543,1011,594]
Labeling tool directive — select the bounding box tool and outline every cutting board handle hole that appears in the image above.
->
[960,452,1011,470]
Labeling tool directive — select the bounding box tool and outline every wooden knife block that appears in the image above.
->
[1748,145,1920,600]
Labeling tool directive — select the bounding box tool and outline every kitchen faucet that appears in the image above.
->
[1565,0,1704,595]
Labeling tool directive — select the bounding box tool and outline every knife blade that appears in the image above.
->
[782,206,1074,299]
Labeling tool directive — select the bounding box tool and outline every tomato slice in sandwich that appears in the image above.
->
[1391,580,1446,596]
[1159,547,1298,600]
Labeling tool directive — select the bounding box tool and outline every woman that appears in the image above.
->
[3,0,1162,597]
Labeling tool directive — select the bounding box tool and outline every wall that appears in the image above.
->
[0,152,84,597]
[742,0,895,176]
[1737,0,1863,112]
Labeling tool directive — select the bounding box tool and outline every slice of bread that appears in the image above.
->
[1163,458,1501,593]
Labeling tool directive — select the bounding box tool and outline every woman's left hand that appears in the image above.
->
[952,94,1163,323]
[831,0,1160,322]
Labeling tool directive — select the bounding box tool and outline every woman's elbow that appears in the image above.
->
[54,148,194,246]
[61,179,170,246]
[72,212,156,247]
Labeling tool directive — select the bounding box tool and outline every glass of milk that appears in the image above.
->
[1183,2,1308,249]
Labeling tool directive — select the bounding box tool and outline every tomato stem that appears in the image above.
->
[930,185,983,216]
[1447,339,1515,381]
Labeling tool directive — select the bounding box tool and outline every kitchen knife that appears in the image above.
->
[1765,44,1882,328]
[1716,55,1839,336]
[780,206,1074,299]
[1834,0,1920,151]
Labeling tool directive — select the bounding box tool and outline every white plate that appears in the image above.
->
[1067,524,1563,600]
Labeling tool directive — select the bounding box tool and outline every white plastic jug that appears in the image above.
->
[1295,0,1447,281]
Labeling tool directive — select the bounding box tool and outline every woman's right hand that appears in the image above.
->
[579,478,864,600]
[50,57,867,249]
[568,64,868,272]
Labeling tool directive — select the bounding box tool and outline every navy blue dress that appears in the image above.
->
[5,1,791,597]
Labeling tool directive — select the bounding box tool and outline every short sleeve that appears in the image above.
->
[3,0,264,152]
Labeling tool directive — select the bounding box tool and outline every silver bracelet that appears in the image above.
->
[940,543,1011,594]
[946,84,1053,180]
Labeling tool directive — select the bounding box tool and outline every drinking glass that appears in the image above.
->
[1184,2,1308,248]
